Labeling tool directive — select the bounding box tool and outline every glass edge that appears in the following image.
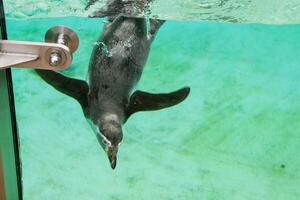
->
[0,0,23,199]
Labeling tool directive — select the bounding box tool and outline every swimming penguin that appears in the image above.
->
[36,10,190,169]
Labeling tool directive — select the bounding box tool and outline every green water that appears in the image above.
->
[6,17,300,199]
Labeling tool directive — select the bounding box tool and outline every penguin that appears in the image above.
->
[36,9,190,169]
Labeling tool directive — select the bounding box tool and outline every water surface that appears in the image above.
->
[4,0,300,24]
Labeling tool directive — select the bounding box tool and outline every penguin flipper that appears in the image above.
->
[126,87,190,118]
[35,69,89,109]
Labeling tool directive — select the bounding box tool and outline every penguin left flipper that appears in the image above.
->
[125,87,190,118]
[35,69,89,109]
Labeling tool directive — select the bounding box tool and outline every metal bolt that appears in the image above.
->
[49,52,62,67]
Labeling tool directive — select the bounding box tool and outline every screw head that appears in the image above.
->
[49,52,62,67]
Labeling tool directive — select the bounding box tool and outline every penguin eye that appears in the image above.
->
[98,130,112,147]
[102,139,109,146]
[102,138,111,146]
[101,136,112,147]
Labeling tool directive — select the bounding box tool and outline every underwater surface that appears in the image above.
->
[4,1,300,199]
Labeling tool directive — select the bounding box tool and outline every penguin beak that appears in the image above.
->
[107,146,118,169]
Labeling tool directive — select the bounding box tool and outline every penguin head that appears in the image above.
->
[97,120,123,169]
[87,106,124,169]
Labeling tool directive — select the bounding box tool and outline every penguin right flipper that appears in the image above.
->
[125,87,190,119]
[35,69,89,109]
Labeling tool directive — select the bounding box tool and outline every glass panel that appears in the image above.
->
[5,1,300,200]
[0,16,4,200]
[0,1,22,200]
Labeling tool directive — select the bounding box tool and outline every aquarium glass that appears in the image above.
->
[4,0,300,199]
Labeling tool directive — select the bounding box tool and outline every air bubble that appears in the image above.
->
[94,41,113,57]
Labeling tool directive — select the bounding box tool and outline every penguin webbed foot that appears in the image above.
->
[87,0,154,18]
[148,19,166,42]
[85,0,98,10]
[125,87,190,118]
[149,19,165,35]
[88,0,124,18]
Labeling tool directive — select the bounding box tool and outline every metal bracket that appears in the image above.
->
[0,26,79,70]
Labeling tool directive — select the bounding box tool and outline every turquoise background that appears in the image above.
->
[6,17,300,199]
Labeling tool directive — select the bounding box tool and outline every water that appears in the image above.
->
[4,2,300,200]
[4,0,300,24]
